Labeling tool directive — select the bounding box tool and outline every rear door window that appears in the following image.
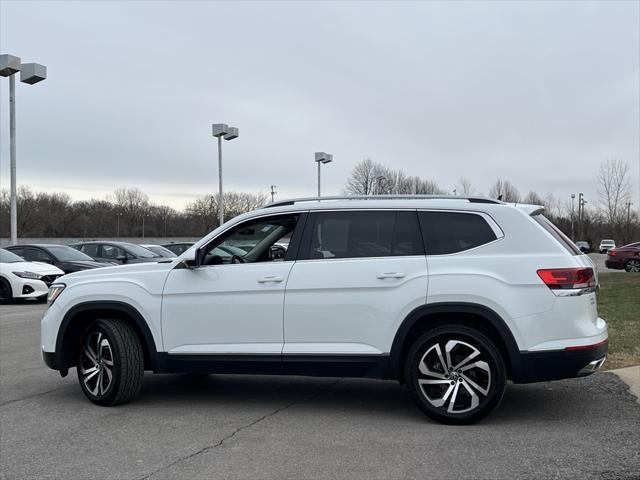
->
[301,210,423,260]
[419,211,498,255]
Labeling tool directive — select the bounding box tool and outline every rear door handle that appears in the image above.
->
[258,276,284,283]
[377,272,405,279]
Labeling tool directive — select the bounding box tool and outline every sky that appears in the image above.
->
[1,0,639,211]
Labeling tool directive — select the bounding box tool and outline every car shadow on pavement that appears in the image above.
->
[120,371,636,425]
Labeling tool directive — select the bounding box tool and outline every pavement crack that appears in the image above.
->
[139,378,342,480]
[0,384,74,407]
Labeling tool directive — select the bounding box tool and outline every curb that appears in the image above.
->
[607,365,640,403]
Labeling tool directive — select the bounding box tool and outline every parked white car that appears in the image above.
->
[0,248,65,302]
[40,196,608,424]
[599,239,616,253]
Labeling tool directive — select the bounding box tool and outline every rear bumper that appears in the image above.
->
[512,340,608,383]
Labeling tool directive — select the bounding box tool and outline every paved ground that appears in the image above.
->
[1,303,639,480]
[588,253,623,273]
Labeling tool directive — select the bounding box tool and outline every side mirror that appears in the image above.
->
[195,247,206,267]
[116,255,127,264]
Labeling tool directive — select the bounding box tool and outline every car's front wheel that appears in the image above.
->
[405,325,506,424]
[76,319,144,406]
[0,278,12,304]
[624,259,640,272]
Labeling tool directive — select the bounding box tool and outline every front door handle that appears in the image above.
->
[377,272,405,279]
[258,276,284,283]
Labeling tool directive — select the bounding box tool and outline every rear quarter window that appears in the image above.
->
[531,214,581,255]
[419,211,499,255]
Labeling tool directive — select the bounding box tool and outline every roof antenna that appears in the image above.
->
[497,194,503,201]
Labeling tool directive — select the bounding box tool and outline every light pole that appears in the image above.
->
[0,54,47,246]
[212,124,239,226]
[314,152,333,198]
[270,185,277,203]
[376,176,386,195]
[577,193,584,238]
[570,194,575,240]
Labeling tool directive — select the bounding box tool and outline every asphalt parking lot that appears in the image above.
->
[1,303,639,480]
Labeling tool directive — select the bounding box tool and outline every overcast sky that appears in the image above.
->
[1,0,638,210]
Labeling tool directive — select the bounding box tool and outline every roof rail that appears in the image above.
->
[264,195,502,208]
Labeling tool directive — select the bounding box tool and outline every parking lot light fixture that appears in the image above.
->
[212,123,239,226]
[1,53,47,246]
[314,152,333,198]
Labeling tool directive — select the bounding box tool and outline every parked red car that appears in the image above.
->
[605,242,640,272]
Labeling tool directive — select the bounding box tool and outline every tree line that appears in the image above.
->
[343,158,638,246]
[0,187,266,239]
[0,158,636,246]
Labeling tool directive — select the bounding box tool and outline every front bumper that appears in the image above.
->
[512,340,608,383]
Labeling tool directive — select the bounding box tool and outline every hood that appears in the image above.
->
[63,260,112,269]
[0,261,65,276]
[61,259,176,284]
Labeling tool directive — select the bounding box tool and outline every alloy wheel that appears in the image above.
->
[417,339,491,414]
[625,260,640,272]
[79,331,114,397]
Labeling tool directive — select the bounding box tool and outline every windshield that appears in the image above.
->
[0,249,25,263]
[48,246,95,262]
[126,244,162,258]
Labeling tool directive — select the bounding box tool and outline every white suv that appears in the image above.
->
[41,196,608,424]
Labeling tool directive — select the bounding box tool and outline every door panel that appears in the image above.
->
[283,257,428,354]
[283,210,428,355]
[162,262,294,354]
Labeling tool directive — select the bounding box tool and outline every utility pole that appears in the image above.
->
[577,193,584,239]
[270,185,277,203]
[570,194,575,240]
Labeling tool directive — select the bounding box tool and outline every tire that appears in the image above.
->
[624,259,640,272]
[405,325,506,425]
[0,278,13,304]
[76,318,144,406]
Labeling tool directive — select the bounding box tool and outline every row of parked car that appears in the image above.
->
[0,241,194,302]
[2,236,639,303]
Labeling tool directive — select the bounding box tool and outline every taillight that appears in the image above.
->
[537,268,596,290]
[608,250,617,257]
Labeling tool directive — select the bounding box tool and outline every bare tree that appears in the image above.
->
[523,191,544,205]
[597,159,631,237]
[345,159,378,195]
[345,159,444,196]
[488,180,520,203]
[457,177,475,195]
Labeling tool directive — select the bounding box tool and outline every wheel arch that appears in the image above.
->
[389,302,522,383]
[54,301,159,371]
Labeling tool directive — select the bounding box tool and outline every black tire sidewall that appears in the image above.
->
[0,278,13,303]
[76,320,124,406]
[406,325,506,425]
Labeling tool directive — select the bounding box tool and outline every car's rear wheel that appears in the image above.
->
[405,325,506,424]
[0,279,12,304]
[76,318,144,406]
[624,259,640,272]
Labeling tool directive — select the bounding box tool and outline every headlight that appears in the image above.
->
[47,283,66,306]
[12,271,43,279]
